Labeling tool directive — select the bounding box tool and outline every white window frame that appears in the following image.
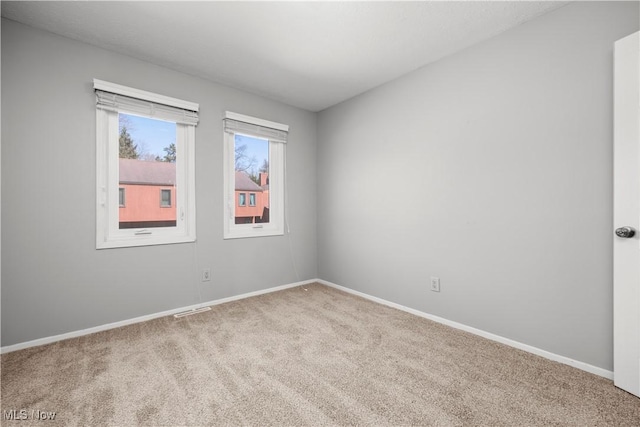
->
[95,79,198,249]
[223,111,287,239]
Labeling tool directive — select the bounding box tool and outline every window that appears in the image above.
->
[223,111,287,239]
[95,79,198,249]
[160,189,172,207]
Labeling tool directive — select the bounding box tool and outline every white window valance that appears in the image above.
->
[223,111,288,143]
[94,79,199,126]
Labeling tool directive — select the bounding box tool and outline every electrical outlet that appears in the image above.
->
[202,268,211,282]
[430,277,440,292]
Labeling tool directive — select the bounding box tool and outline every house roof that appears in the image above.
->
[119,161,266,190]
[119,158,175,186]
[235,171,263,192]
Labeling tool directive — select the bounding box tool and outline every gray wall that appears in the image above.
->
[1,19,317,346]
[317,1,639,371]
[2,1,638,373]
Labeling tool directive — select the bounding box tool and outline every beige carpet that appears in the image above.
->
[1,283,639,426]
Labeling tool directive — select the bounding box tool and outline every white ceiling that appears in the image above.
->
[1,1,568,112]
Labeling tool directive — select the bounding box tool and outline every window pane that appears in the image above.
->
[118,113,177,229]
[119,188,125,207]
[161,189,171,207]
[234,134,269,224]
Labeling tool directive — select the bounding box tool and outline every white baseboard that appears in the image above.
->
[0,279,316,354]
[317,279,613,380]
[1,277,615,381]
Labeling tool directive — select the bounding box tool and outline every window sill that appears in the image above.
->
[223,225,284,240]
[97,234,195,249]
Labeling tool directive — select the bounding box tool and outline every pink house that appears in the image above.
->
[118,159,176,229]
[234,171,269,224]
[118,159,270,227]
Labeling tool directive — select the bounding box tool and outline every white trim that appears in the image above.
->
[317,279,613,380]
[224,111,289,132]
[93,79,199,112]
[0,279,316,354]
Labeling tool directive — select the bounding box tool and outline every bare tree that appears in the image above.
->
[259,159,269,173]
[136,141,159,161]
[235,144,257,172]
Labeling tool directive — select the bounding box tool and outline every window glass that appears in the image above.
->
[118,113,176,229]
[161,189,172,207]
[234,134,269,223]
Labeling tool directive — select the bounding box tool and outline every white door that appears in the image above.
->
[614,31,640,398]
